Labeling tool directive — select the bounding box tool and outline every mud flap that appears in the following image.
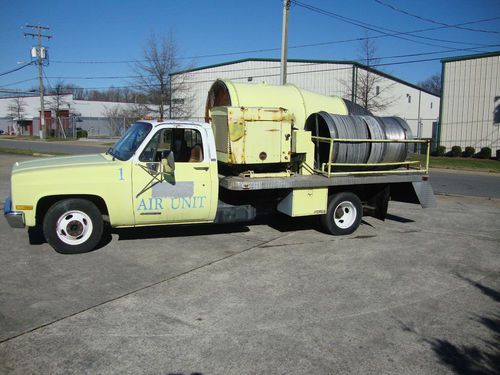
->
[390,181,437,208]
[411,181,437,208]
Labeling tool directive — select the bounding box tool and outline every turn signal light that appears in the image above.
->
[15,205,33,211]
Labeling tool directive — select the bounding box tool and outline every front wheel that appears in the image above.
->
[320,192,362,235]
[43,199,103,254]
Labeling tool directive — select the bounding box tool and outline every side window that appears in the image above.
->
[139,128,173,162]
[172,128,204,163]
[139,127,204,163]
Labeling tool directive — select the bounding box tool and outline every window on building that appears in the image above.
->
[407,94,411,103]
[248,77,253,82]
[430,102,433,109]
[376,86,380,95]
[172,98,184,105]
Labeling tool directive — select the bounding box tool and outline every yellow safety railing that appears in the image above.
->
[311,136,431,177]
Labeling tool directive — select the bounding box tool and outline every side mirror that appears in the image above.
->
[161,151,175,175]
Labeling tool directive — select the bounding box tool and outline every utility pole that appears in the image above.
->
[280,0,291,85]
[24,25,51,139]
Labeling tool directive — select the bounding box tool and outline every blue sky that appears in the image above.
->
[0,0,498,92]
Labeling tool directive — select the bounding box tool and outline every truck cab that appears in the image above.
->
[4,120,220,254]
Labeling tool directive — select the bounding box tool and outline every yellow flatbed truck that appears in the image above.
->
[4,116,434,254]
[4,81,435,254]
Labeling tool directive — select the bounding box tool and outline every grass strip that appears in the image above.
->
[409,154,500,173]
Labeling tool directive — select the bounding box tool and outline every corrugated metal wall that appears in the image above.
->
[171,60,439,139]
[440,54,500,150]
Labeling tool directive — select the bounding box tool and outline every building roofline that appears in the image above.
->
[171,57,440,97]
[170,57,357,75]
[441,50,500,63]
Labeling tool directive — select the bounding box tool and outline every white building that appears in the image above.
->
[0,94,139,136]
[171,58,440,140]
[439,51,500,151]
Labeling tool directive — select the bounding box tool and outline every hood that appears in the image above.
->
[12,153,113,174]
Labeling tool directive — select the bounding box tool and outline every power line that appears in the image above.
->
[18,53,480,91]
[0,62,33,77]
[291,0,494,50]
[48,15,499,66]
[17,44,496,82]
[0,77,38,87]
[2,43,498,89]
[43,70,53,91]
[2,46,498,89]
[373,0,500,34]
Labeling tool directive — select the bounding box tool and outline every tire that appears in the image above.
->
[320,192,362,235]
[43,199,103,254]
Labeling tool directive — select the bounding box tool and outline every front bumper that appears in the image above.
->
[4,196,25,228]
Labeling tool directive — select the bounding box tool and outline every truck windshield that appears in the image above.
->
[108,122,152,161]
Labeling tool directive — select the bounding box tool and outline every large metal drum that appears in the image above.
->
[305,113,413,168]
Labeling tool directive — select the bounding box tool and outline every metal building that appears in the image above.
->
[171,58,440,140]
[439,51,500,151]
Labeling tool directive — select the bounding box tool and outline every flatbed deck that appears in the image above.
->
[219,170,427,191]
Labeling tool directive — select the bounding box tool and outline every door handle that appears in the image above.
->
[194,166,209,171]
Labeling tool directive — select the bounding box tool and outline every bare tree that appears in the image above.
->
[121,103,150,122]
[133,32,192,119]
[343,37,395,113]
[102,103,150,136]
[7,96,26,120]
[102,105,124,136]
[7,96,27,134]
[48,81,70,114]
[418,73,441,95]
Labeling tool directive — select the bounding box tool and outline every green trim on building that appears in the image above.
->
[171,57,440,98]
[441,50,500,64]
[351,65,356,103]
[437,59,446,148]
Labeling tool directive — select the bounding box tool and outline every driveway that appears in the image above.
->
[0,154,499,374]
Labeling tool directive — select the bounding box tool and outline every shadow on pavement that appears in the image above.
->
[385,213,415,223]
[397,275,500,375]
[114,212,327,242]
[113,222,250,241]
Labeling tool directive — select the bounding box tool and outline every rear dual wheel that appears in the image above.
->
[43,199,103,254]
[320,192,362,235]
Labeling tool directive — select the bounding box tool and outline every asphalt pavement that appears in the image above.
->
[0,138,108,155]
[0,153,499,374]
[430,169,500,199]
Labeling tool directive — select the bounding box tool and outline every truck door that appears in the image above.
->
[132,126,212,225]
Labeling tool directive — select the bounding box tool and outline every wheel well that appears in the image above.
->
[327,184,389,203]
[36,195,109,224]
